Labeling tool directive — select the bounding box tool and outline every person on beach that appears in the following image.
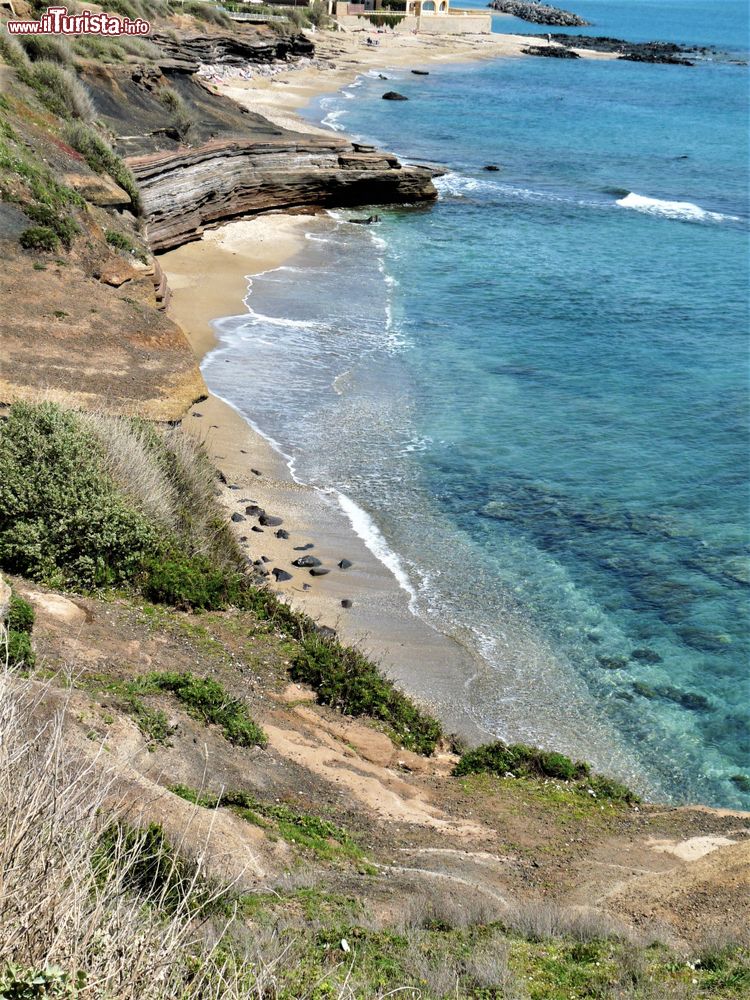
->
[547,32,552,45]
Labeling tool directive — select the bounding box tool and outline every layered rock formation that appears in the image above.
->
[82,61,438,253]
[151,29,314,67]
[488,1,588,27]
[528,33,702,64]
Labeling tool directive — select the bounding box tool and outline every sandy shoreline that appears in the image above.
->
[161,27,605,739]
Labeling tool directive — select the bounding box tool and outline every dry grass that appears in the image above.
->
[79,412,242,570]
[504,899,629,943]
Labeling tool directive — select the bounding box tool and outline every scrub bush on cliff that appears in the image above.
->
[0,403,157,589]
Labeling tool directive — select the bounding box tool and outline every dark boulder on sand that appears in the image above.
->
[259,513,283,527]
[272,568,293,582]
[310,567,330,576]
[293,555,322,568]
[338,559,353,569]
[341,599,353,609]
[231,512,245,522]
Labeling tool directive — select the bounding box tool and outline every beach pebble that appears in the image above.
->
[341,599,353,609]
[310,567,330,577]
[251,526,264,533]
[316,625,337,640]
[338,559,353,570]
[231,513,245,522]
[302,583,312,591]
[252,468,262,476]
[294,543,314,551]
[192,412,203,417]
[272,568,293,582]
[293,555,322,567]
[261,556,271,563]
[246,505,265,517]
[275,528,290,539]
[259,514,283,527]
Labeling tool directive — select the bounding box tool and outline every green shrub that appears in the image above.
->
[0,965,82,998]
[0,402,158,589]
[19,226,59,252]
[25,60,94,120]
[453,740,640,803]
[2,594,36,670]
[289,632,442,755]
[359,13,403,27]
[157,86,194,140]
[453,741,589,781]
[64,122,141,214]
[183,2,232,27]
[95,822,208,914]
[144,671,267,747]
[141,552,249,611]
[18,35,73,65]
[105,229,136,253]
[7,594,34,634]
[24,204,79,248]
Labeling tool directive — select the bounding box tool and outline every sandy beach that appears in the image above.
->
[160,25,605,739]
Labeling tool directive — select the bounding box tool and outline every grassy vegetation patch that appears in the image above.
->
[289,631,442,755]
[2,592,36,670]
[454,740,639,803]
[64,122,141,213]
[170,784,363,862]
[144,672,267,747]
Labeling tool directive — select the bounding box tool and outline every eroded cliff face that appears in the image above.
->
[81,53,438,252]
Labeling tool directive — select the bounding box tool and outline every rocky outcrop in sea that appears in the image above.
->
[487,1,588,27]
[529,33,707,64]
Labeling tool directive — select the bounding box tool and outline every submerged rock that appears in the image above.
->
[382,91,408,101]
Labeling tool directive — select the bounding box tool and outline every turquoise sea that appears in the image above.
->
[203,0,750,807]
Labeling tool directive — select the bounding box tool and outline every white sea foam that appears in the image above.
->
[435,172,499,199]
[331,489,418,606]
[616,191,739,223]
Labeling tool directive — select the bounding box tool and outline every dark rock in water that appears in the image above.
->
[532,32,701,64]
[351,215,381,225]
[251,525,264,533]
[272,568,292,582]
[483,164,501,171]
[231,512,245,523]
[730,774,750,793]
[378,73,388,80]
[657,685,711,711]
[338,559,353,569]
[259,514,283,527]
[316,624,337,640]
[522,45,580,58]
[633,681,657,699]
[294,543,315,551]
[275,528,290,539]
[631,647,663,664]
[382,91,408,101]
[596,655,628,670]
[341,599,353,609]
[411,69,429,75]
[676,626,731,652]
[620,52,694,65]
[246,505,265,517]
[293,555,322,568]
[310,567,330,576]
[488,0,588,26]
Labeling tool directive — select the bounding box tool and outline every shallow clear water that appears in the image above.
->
[204,1,750,807]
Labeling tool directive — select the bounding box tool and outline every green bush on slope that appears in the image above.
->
[2,593,36,670]
[0,403,158,589]
[453,740,640,802]
[289,631,442,755]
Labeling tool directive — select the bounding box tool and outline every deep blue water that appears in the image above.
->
[204,1,750,807]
